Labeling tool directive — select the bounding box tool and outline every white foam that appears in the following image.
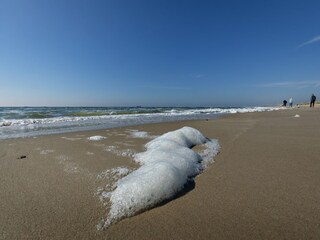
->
[40,149,55,155]
[96,167,133,207]
[198,139,220,169]
[294,114,300,118]
[97,167,132,180]
[0,121,12,127]
[88,136,107,141]
[129,130,157,139]
[120,149,136,157]
[104,145,136,158]
[100,127,220,229]
[130,131,149,138]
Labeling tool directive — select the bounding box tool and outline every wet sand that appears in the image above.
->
[1,107,320,239]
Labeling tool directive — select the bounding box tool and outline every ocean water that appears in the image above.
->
[0,106,281,139]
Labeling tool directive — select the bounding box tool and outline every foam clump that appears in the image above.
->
[101,126,220,229]
[294,114,300,118]
[97,167,132,180]
[0,121,12,127]
[88,135,107,141]
[130,131,149,138]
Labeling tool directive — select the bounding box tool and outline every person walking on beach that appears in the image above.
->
[310,94,316,108]
[283,100,287,107]
[289,97,293,107]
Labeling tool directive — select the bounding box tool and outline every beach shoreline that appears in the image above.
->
[0,106,281,140]
[1,107,320,239]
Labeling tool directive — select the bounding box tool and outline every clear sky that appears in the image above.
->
[1,0,320,107]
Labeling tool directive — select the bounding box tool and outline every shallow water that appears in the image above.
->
[0,106,281,139]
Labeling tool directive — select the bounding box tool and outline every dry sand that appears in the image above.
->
[1,107,320,239]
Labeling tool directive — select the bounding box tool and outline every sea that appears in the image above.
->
[0,106,281,140]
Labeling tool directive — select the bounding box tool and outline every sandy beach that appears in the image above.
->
[1,107,320,240]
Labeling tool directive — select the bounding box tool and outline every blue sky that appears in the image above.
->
[0,0,320,107]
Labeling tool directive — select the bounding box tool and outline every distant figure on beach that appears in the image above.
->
[289,97,293,107]
[310,94,316,108]
[283,100,287,107]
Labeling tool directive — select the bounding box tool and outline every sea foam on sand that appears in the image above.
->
[88,135,107,141]
[99,126,220,229]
